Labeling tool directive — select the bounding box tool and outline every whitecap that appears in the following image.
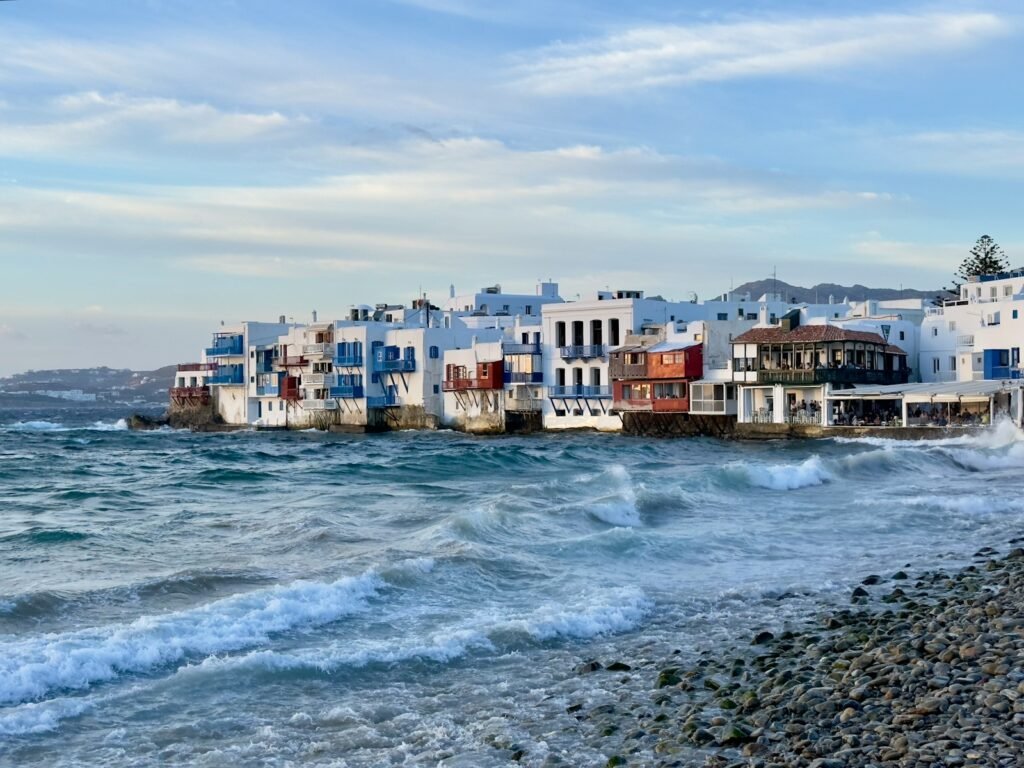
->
[731,455,833,490]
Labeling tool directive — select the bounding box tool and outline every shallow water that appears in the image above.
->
[1,409,1022,766]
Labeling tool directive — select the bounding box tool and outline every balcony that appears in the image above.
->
[506,397,542,412]
[367,394,399,408]
[208,371,244,386]
[205,338,244,357]
[301,372,336,387]
[330,385,365,399]
[609,362,647,380]
[302,399,338,411]
[559,344,607,360]
[754,368,911,386]
[504,342,542,355]
[549,385,612,398]
[503,371,544,384]
[256,385,279,397]
[957,335,975,348]
[443,378,502,392]
[177,362,218,373]
[335,354,364,367]
[374,358,416,373]
[303,343,332,356]
[170,386,211,402]
[278,355,307,368]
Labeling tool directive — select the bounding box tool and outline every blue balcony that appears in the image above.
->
[559,345,607,360]
[208,371,244,386]
[504,371,544,384]
[256,385,279,397]
[504,342,542,355]
[336,354,364,367]
[549,385,612,398]
[205,336,244,357]
[374,358,416,373]
[330,385,365,399]
[367,394,399,408]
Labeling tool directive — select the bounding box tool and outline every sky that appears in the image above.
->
[1,0,1022,374]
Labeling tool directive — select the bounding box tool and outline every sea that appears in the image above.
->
[2,406,1023,767]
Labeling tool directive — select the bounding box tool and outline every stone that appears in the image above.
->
[752,631,775,645]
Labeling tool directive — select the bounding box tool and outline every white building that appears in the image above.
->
[921,270,1024,384]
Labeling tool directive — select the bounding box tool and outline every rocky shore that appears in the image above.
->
[575,544,1024,767]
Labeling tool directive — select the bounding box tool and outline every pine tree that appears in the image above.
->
[938,235,1010,304]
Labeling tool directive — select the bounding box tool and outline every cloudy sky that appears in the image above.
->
[1,0,1022,374]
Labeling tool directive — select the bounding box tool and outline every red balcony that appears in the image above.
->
[170,386,211,405]
[177,362,218,372]
[442,378,502,392]
[281,376,301,402]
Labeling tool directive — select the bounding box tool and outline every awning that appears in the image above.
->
[827,380,1021,402]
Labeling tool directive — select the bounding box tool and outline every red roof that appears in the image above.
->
[732,325,906,355]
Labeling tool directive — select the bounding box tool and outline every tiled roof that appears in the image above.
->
[732,325,906,354]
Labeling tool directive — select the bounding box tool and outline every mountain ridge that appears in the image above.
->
[730,279,938,304]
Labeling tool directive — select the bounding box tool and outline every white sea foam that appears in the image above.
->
[5,420,68,432]
[177,589,651,679]
[0,696,92,736]
[586,465,642,527]
[734,456,833,490]
[89,418,128,431]
[0,568,390,706]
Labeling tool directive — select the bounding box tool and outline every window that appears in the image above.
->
[950,356,957,371]
[1005,285,1013,297]
[948,321,956,332]
[933,358,940,373]
[433,385,439,394]
[899,331,905,341]
[556,368,566,386]
[250,376,256,383]
[590,369,601,386]
[555,321,566,348]
[525,305,533,315]
[932,328,939,337]
[429,346,439,359]
[988,312,1001,326]
[1015,310,1020,320]
[991,287,998,299]
[717,312,728,321]
[503,305,510,313]
[609,318,620,346]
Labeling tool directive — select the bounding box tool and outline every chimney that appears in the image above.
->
[279,315,286,324]
[312,310,318,323]
[758,304,769,325]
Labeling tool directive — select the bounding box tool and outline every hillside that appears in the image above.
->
[732,279,938,304]
[0,365,175,408]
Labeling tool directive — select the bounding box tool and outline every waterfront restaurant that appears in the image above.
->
[732,319,910,426]
[825,380,1024,428]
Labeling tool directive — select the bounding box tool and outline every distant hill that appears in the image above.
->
[731,279,938,304]
[0,365,175,408]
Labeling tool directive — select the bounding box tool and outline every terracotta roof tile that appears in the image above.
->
[733,325,906,355]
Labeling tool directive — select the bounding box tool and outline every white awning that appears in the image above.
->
[827,380,1021,403]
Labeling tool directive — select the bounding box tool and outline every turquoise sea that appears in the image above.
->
[2,408,1023,766]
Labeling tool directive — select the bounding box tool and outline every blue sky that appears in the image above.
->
[1,0,1022,374]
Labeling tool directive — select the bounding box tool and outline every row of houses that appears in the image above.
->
[170,272,1024,433]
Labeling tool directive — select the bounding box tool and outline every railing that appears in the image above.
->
[256,385,279,397]
[367,394,399,408]
[205,340,244,357]
[957,335,975,347]
[503,342,542,355]
[751,410,774,424]
[503,371,544,384]
[691,400,725,414]
[755,368,910,386]
[170,386,210,399]
[279,356,307,367]
[506,398,542,412]
[335,354,364,367]
[443,378,502,391]
[303,343,332,355]
[613,398,653,411]
[207,372,244,386]
[786,411,823,425]
[302,399,338,411]
[609,363,647,380]
[374,358,416,373]
[301,372,335,387]
[177,363,218,372]
[652,398,689,413]
[559,345,607,359]
[548,385,612,398]
[330,385,365,399]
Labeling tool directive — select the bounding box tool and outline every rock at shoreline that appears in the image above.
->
[127,413,168,430]
[600,546,1024,767]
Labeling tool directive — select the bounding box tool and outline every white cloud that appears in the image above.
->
[512,12,1008,94]
[0,91,301,156]
[896,130,1024,174]
[851,237,965,270]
